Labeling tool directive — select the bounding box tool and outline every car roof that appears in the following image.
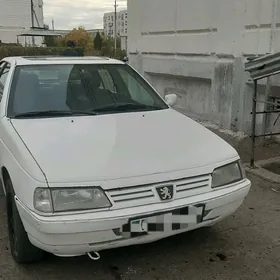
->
[2,56,125,66]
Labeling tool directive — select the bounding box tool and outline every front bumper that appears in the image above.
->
[16,179,251,257]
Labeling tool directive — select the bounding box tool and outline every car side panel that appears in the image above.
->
[0,117,48,209]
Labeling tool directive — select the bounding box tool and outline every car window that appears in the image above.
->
[7,63,168,117]
[0,63,11,101]
[118,68,155,106]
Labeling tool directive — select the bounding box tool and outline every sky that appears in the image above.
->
[43,0,127,30]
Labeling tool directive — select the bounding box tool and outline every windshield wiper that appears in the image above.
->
[94,103,163,113]
[13,110,98,119]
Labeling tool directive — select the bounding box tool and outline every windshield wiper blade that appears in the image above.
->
[13,110,98,118]
[95,103,162,112]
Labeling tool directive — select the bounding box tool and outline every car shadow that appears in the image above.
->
[1,196,228,279]
[16,226,222,279]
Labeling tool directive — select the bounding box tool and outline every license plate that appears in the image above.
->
[130,219,148,233]
[122,205,205,234]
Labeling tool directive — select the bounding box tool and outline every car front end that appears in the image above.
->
[16,159,250,258]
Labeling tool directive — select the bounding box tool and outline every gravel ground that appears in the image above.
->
[0,130,280,280]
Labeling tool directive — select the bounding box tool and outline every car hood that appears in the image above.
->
[11,109,238,184]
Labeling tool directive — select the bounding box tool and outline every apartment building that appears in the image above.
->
[103,10,128,38]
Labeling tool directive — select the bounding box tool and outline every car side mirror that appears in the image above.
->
[165,94,178,107]
[122,56,128,63]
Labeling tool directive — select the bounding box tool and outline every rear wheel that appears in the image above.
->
[5,177,45,264]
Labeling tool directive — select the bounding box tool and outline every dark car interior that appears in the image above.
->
[11,65,135,114]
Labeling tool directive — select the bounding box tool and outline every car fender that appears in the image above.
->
[0,117,48,209]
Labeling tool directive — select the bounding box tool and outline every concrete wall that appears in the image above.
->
[0,0,44,45]
[127,0,280,133]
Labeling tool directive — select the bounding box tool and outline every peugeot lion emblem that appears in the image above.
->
[156,184,174,201]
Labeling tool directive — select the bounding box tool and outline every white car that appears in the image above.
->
[0,56,251,264]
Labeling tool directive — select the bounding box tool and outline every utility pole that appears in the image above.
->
[114,0,117,57]
[30,0,35,46]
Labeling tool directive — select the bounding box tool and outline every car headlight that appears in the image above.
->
[34,187,112,213]
[212,161,245,189]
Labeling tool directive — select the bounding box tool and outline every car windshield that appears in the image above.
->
[7,63,168,118]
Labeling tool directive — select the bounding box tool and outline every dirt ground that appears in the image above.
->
[0,129,280,280]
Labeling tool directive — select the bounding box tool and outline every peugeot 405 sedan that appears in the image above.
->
[0,56,251,264]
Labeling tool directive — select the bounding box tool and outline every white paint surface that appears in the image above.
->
[11,108,238,184]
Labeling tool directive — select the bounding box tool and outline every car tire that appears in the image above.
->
[5,177,45,264]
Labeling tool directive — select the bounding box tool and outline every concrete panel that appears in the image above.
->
[271,30,280,53]
[242,29,273,55]
[127,0,141,53]
[230,58,246,131]
[258,0,274,23]
[175,33,215,55]
[128,0,280,133]
[211,62,234,128]
[140,0,176,33]
[214,0,247,56]
[141,55,216,80]
[176,0,217,31]
[147,73,212,120]
[140,35,176,54]
[243,0,263,26]
[129,0,280,57]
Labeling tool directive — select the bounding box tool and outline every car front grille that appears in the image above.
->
[176,175,210,194]
[106,174,211,208]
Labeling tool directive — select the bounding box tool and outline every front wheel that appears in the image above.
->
[5,177,45,264]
